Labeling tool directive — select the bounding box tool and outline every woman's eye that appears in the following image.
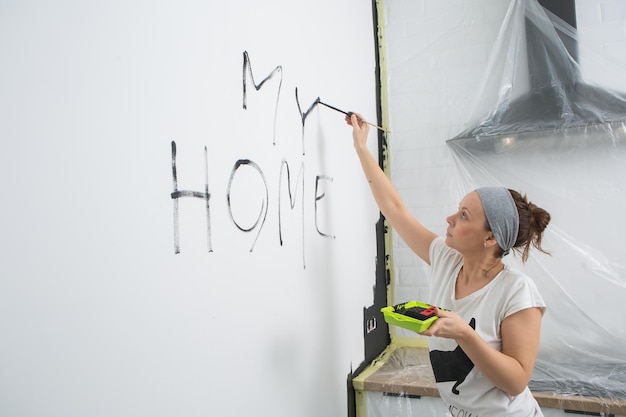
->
[460,211,467,219]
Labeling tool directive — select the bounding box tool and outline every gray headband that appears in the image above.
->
[475,187,519,257]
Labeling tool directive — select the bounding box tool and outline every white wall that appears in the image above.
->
[0,1,380,416]
[575,0,626,91]
[576,0,626,64]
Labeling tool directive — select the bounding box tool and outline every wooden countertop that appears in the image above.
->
[353,345,626,415]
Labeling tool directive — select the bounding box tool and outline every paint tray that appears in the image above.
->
[381,301,439,333]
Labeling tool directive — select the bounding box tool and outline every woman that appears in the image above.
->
[347,113,551,416]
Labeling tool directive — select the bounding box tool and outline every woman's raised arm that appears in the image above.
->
[347,113,437,264]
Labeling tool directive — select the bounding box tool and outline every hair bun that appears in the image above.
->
[509,190,551,262]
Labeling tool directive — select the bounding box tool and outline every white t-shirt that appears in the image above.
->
[428,237,546,417]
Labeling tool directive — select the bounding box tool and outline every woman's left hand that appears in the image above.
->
[419,308,472,340]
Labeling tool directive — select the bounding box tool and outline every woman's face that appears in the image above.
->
[445,191,491,253]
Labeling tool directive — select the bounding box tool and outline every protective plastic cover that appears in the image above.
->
[446,0,626,404]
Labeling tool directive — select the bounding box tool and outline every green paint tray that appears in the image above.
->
[381,301,439,333]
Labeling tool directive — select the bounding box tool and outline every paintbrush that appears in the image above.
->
[318,100,389,133]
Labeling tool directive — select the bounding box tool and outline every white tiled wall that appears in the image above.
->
[382,0,626,340]
[576,0,626,91]
[577,0,626,61]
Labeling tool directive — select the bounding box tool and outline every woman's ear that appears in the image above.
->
[484,233,498,248]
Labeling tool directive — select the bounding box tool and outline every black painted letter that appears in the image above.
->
[227,159,269,252]
[170,141,212,254]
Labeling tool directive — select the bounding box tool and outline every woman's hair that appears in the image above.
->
[491,190,551,262]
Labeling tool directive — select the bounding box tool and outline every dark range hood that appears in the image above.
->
[448,0,626,147]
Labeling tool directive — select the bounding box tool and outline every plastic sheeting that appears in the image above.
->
[446,0,626,405]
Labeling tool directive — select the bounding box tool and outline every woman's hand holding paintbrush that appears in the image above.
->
[345,112,370,151]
